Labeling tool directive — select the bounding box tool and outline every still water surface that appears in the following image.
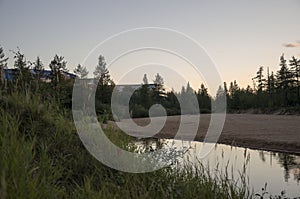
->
[136,139,300,197]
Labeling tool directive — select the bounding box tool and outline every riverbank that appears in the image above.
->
[0,92,253,198]
[116,114,300,154]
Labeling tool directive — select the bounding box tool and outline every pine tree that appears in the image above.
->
[266,67,271,95]
[12,49,32,89]
[93,55,112,86]
[276,54,293,106]
[186,82,193,94]
[74,64,88,79]
[33,56,44,76]
[181,82,197,114]
[0,47,8,85]
[266,68,276,106]
[140,74,151,109]
[229,80,240,109]
[197,83,211,111]
[214,85,226,112]
[289,56,300,104]
[143,74,148,85]
[253,66,266,93]
[32,56,44,90]
[93,55,114,106]
[153,73,165,102]
[223,82,228,95]
[49,55,68,91]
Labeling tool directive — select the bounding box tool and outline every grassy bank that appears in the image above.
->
[0,91,252,198]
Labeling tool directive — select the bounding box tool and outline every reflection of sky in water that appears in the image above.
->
[136,139,300,197]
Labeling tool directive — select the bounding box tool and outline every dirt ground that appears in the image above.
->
[113,114,300,154]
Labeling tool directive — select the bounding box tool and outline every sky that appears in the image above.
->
[1,0,300,93]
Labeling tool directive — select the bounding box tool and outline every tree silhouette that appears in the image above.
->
[12,48,32,90]
[153,73,165,103]
[49,55,67,84]
[276,54,293,106]
[253,66,266,93]
[0,46,8,85]
[49,55,68,98]
[266,68,275,106]
[93,55,114,113]
[289,56,300,104]
[32,56,44,91]
[214,85,226,112]
[93,55,112,86]
[197,83,211,112]
[140,74,151,109]
[74,64,88,79]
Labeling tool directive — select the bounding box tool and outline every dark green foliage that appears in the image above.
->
[6,46,300,198]
[0,47,8,85]
[93,55,115,115]
[2,43,300,118]
[216,54,300,112]
[289,56,300,104]
[11,49,32,90]
[0,90,252,199]
[197,83,211,112]
[74,64,88,79]
[49,55,68,89]
[253,66,266,93]
[30,56,44,91]
[93,55,112,86]
[153,73,166,103]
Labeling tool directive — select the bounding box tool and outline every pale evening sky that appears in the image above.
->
[1,0,300,93]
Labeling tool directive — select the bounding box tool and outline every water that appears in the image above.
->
[136,139,300,197]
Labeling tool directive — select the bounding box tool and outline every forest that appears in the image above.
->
[0,46,254,198]
[1,46,300,198]
[0,46,300,119]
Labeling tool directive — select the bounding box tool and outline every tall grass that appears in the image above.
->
[0,91,252,198]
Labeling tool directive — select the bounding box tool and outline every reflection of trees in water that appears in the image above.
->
[257,151,300,183]
[292,165,300,183]
[273,153,300,183]
[139,141,300,184]
[259,151,266,162]
[278,153,296,181]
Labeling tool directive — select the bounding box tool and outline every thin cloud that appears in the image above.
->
[283,41,300,48]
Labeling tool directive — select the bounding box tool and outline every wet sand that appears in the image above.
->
[115,114,300,154]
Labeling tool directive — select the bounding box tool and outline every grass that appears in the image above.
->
[0,91,253,198]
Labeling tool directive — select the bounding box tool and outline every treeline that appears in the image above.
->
[216,54,300,113]
[0,47,75,108]
[115,53,300,117]
[127,75,211,118]
[1,45,300,117]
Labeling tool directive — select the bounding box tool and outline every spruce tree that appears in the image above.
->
[74,64,88,79]
[289,56,300,104]
[153,73,165,102]
[12,49,31,89]
[276,54,293,106]
[93,55,112,86]
[49,55,67,83]
[0,47,8,85]
[93,55,114,107]
[253,66,266,93]
[32,56,44,91]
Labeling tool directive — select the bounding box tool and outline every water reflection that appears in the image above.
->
[258,150,300,183]
[135,138,300,197]
[273,153,300,183]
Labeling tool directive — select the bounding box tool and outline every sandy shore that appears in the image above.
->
[114,114,300,154]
